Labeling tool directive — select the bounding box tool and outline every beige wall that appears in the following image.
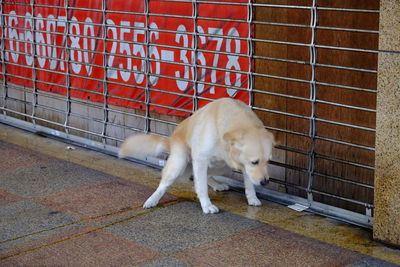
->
[374,0,400,247]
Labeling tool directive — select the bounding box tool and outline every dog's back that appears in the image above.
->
[171,98,265,150]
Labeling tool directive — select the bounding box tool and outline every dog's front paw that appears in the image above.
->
[201,204,220,214]
[143,198,158,209]
[247,197,262,206]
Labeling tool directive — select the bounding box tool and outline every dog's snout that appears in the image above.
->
[260,178,269,186]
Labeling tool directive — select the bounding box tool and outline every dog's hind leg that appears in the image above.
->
[193,159,219,214]
[143,147,187,209]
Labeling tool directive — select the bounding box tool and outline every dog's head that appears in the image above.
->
[223,128,275,186]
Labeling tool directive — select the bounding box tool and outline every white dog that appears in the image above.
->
[119,98,275,213]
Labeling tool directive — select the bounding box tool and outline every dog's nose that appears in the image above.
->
[260,178,269,186]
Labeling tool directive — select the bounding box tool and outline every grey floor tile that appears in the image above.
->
[0,160,115,198]
[0,200,83,249]
[105,201,263,255]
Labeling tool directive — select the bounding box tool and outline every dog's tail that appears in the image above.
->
[118,134,170,158]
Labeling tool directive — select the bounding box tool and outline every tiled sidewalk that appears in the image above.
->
[0,130,399,266]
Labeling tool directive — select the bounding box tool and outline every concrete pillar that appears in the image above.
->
[373,0,400,247]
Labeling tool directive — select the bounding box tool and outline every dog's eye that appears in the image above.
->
[251,160,259,165]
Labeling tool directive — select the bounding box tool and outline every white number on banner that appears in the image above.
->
[106,19,118,79]
[149,22,160,86]
[47,14,58,70]
[83,17,95,75]
[24,12,34,66]
[56,16,67,71]
[119,21,132,82]
[225,27,241,97]
[35,14,46,68]
[175,24,190,91]
[208,27,223,94]
[195,26,207,93]
[7,11,19,62]
[70,16,82,73]
[133,22,145,84]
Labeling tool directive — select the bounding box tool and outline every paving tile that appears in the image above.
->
[0,141,56,172]
[137,256,193,267]
[105,201,263,255]
[0,200,81,250]
[176,224,363,267]
[35,178,178,219]
[0,160,115,198]
[0,227,162,267]
[345,256,400,267]
[0,189,22,205]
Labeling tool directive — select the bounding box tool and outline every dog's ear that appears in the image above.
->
[223,129,244,150]
[263,130,276,146]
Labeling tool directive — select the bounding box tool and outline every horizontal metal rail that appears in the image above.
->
[2,0,379,12]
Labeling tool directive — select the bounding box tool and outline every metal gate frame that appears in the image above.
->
[0,1,377,228]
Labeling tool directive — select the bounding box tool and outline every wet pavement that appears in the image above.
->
[1,123,400,266]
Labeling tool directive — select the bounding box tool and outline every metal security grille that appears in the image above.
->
[0,1,378,228]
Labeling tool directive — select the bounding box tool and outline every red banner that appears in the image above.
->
[1,0,250,116]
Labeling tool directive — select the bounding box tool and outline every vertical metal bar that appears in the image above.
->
[0,0,8,115]
[307,0,318,203]
[63,0,71,134]
[144,0,150,133]
[30,0,38,126]
[101,0,109,143]
[192,0,198,112]
[247,0,254,107]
